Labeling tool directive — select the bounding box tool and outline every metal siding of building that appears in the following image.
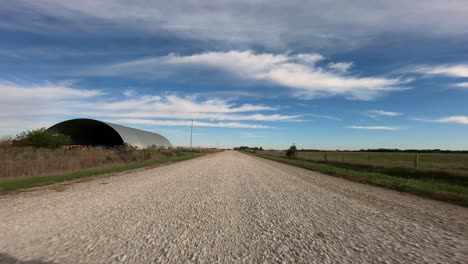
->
[104,122,172,148]
[49,118,172,148]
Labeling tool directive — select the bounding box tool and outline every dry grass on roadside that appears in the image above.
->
[0,145,218,180]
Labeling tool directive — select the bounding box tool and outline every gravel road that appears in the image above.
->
[0,151,467,263]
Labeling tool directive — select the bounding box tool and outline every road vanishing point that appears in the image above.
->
[0,151,467,263]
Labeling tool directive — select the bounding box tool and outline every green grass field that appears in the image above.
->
[252,151,468,207]
[253,151,468,206]
[260,151,468,177]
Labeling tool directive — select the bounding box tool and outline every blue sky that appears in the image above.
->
[1,0,468,149]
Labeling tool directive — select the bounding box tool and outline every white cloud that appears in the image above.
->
[328,62,353,73]
[167,51,291,74]
[92,111,298,122]
[296,54,325,64]
[100,95,276,113]
[0,81,105,120]
[102,50,409,100]
[7,1,468,50]
[0,81,103,103]
[107,119,270,129]
[0,80,295,135]
[302,113,342,121]
[347,126,399,130]
[410,64,468,77]
[89,95,295,121]
[367,110,402,117]
[455,82,468,88]
[434,116,468,125]
[414,116,468,125]
[123,89,137,97]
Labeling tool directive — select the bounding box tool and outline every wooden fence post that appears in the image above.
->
[324,152,327,162]
[415,154,419,169]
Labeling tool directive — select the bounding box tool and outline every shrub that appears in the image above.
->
[15,128,71,149]
[286,145,297,158]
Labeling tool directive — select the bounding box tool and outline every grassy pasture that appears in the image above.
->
[253,150,468,206]
[259,151,468,178]
[250,152,468,207]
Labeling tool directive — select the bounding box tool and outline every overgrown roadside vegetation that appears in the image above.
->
[0,127,220,192]
[0,152,203,193]
[246,152,468,207]
[0,145,212,179]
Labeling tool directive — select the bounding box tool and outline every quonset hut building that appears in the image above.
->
[48,118,172,148]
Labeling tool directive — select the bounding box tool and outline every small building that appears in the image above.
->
[48,118,172,148]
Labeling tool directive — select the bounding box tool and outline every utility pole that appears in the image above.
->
[189,119,193,151]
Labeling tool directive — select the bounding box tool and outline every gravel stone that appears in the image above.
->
[0,151,467,263]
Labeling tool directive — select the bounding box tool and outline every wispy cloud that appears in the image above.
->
[303,113,342,121]
[5,1,468,50]
[0,81,105,119]
[0,80,296,135]
[91,110,298,122]
[98,50,409,100]
[410,64,468,77]
[86,94,298,121]
[99,95,277,113]
[328,62,353,73]
[123,89,137,97]
[455,82,468,89]
[433,116,468,125]
[347,126,399,130]
[367,110,402,117]
[107,119,270,129]
[413,116,468,125]
[1,81,103,103]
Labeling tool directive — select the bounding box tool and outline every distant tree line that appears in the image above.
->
[297,148,468,154]
[233,146,264,152]
[235,145,299,158]
[231,145,468,154]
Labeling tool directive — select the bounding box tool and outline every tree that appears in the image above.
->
[16,128,71,149]
[286,144,297,158]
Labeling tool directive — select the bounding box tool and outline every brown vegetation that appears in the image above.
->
[0,143,217,180]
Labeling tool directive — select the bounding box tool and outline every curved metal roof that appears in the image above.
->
[49,118,172,148]
[104,121,172,148]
